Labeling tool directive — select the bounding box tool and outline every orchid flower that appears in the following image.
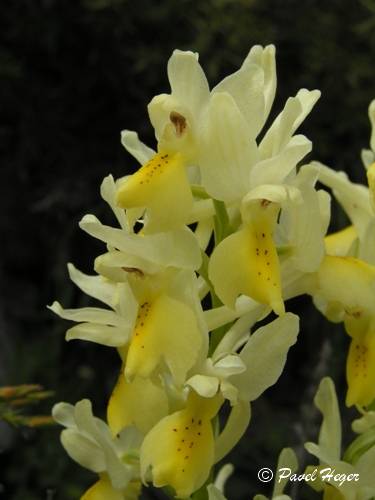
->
[49,266,206,386]
[202,63,320,315]
[116,46,276,232]
[209,163,327,316]
[305,378,375,500]
[313,255,375,406]
[310,100,375,263]
[52,399,142,499]
[138,313,299,498]
[49,177,207,386]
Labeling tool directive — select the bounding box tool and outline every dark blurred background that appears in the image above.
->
[1,0,375,498]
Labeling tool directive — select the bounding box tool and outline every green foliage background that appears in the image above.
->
[1,0,375,498]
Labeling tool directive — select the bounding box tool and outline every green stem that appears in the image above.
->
[204,200,236,354]
[191,185,211,199]
[213,200,231,244]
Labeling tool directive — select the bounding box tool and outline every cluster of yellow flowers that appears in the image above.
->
[50,46,375,499]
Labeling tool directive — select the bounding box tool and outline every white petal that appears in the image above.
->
[259,89,320,159]
[52,402,75,428]
[204,296,261,332]
[67,263,116,308]
[317,189,331,237]
[282,167,325,272]
[243,45,276,124]
[220,380,239,405]
[100,175,128,231]
[233,313,299,402]
[147,93,184,144]
[281,259,318,300]
[66,323,129,347]
[167,49,210,117]
[186,374,219,398]
[213,306,269,358]
[200,92,258,202]
[121,130,155,165]
[61,428,106,473]
[352,411,375,434]
[250,134,312,187]
[116,425,143,454]
[356,441,375,482]
[213,463,234,492]
[241,184,303,223]
[207,485,227,500]
[74,400,132,489]
[313,162,372,237]
[116,282,138,326]
[213,63,265,138]
[80,215,201,270]
[304,377,341,464]
[94,251,159,278]
[214,355,246,376]
[48,302,121,326]
[273,448,298,497]
[215,400,251,462]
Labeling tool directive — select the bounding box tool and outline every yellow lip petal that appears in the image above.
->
[81,475,141,500]
[209,216,284,315]
[124,294,202,385]
[346,323,375,407]
[317,255,375,315]
[107,372,168,436]
[116,151,193,231]
[141,392,222,498]
[324,225,357,256]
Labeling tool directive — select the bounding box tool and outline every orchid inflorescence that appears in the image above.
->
[50,46,375,499]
